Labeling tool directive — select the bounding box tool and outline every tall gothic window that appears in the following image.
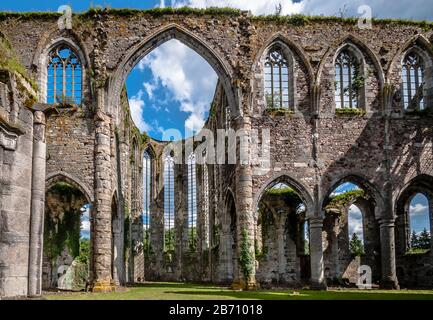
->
[402,51,425,110]
[264,46,289,109]
[202,163,210,249]
[164,154,175,252]
[187,153,197,250]
[131,142,138,213]
[47,45,82,104]
[335,49,360,109]
[142,151,152,251]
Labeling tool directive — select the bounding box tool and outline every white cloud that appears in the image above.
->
[164,0,433,20]
[138,39,217,136]
[348,205,363,241]
[301,0,433,20]
[410,203,429,216]
[144,82,156,99]
[168,0,303,15]
[129,90,153,132]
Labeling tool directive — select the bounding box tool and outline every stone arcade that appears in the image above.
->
[0,9,432,297]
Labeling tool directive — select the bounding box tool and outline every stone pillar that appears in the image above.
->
[379,218,399,289]
[331,216,340,278]
[429,198,433,252]
[91,108,115,292]
[27,111,46,297]
[276,225,286,279]
[234,116,256,289]
[309,216,326,289]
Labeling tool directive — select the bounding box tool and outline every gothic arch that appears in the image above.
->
[46,171,93,204]
[386,34,433,82]
[317,34,385,87]
[394,174,433,207]
[253,33,315,84]
[254,173,314,219]
[108,23,239,123]
[252,33,314,113]
[321,173,385,219]
[33,30,91,104]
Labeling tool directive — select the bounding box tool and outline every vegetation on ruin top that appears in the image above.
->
[325,189,366,213]
[0,7,431,30]
[0,32,37,91]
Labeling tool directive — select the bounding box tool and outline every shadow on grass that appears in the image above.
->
[130,282,227,290]
[163,289,433,300]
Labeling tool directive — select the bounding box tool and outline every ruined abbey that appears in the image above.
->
[0,8,432,298]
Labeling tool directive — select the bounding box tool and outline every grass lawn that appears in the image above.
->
[43,282,433,300]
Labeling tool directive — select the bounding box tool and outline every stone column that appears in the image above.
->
[309,216,326,289]
[429,198,433,252]
[234,116,256,289]
[91,108,115,292]
[276,225,286,280]
[379,218,399,289]
[27,111,46,297]
[331,216,340,278]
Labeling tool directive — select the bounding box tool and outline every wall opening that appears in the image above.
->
[42,182,90,291]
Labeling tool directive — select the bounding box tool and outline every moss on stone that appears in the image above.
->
[265,108,294,116]
[82,6,242,18]
[0,33,38,91]
[335,108,366,116]
[405,108,433,117]
[325,189,366,214]
[0,12,61,21]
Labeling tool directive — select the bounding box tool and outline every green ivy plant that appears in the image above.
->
[239,228,255,286]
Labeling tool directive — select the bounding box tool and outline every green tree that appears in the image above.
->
[349,233,364,256]
[76,238,90,264]
[417,228,431,250]
[410,230,419,248]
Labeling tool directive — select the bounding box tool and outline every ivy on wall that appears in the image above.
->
[239,228,254,285]
[44,182,86,265]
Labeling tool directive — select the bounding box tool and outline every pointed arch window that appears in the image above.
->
[187,153,197,250]
[335,49,361,109]
[202,163,210,249]
[47,44,82,104]
[402,51,425,110]
[264,46,290,109]
[164,154,175,252]
[131,142,138,213]
[142,150,152,251]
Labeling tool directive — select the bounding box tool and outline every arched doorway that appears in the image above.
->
[42,180,91,291]
[322,179,381,286]
[255,181,309,287]
[395,175,433,288]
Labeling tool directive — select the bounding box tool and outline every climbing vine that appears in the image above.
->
[239,228,255,285]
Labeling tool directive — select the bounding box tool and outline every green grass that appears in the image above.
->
[43,282,433,300]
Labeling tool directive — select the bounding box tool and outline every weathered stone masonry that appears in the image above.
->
[0,9,432,297]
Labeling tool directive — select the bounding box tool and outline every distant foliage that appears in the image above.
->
[76,238,90,264]
[349,233,364,256]
[410,229,431,253]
